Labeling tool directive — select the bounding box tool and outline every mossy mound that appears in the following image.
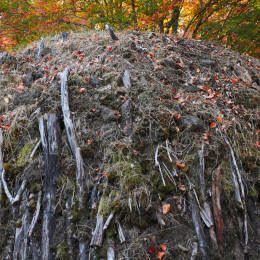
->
[0,29,259,259]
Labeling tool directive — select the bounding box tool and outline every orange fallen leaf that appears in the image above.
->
[176,162,185,168]
[163,204,170,214]
[88,140,92,145]
[90,108,96,112]
[120,95,126,100]
[256,141,260,148]
[196,68,200,73]
[96,131,100,138]
[157,251,165,259]
[160,244,167,251]
[210,122,217,128]
[94,175,99,181]
[216,116,223,123]
[232,78,239,83]
[178,184,186,191]
[78,88,86,92]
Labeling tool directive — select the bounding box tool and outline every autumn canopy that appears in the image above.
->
[0,0,259,57]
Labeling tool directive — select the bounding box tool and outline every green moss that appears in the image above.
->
[16,143,34,167]
[56,243,68,260]
[69,74,85,86]
[15,221,22,228]
[107,226,117,238]
[29,182,41,193]
[98,196,110,216]
[249,185,258,198]
[3,161,19,179]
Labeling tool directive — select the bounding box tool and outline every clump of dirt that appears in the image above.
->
[0,30,259,259]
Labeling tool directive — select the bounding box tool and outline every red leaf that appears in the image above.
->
[148,246,157,255]
[1,125,11,130]
[85,77,89,82]
[210,122,217,128]
[232,78,239,83]
[256,141,260,148]
[88,140,92,145]
[196,68,200,73]
[78,88,85,92]
[132,150,138,156]
[108,47,113,52]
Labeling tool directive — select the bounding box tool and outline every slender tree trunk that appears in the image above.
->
[131,0,137,27]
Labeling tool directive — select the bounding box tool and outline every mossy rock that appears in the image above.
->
[16,143,34,167]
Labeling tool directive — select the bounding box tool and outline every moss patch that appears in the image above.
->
[16,143,34,167]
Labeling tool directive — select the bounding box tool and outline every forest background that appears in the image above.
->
[0,0,259,58]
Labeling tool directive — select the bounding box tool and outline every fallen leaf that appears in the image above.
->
[157,251,165,259]
[0,125,11,130]
[210,122,217,128]
[108,47,113,52]
[78,88,86,92]
[163,204,170,214]
[120,95,126,100]
[256,141,260,148]
[160,244,167,251]
[216,116,223,123]
[176,162,185,168]
[196,68,200,73]
[96,131,100,138]
[90,108,96,112]
[178,184,186,191]
[88,140,92,145]
[176,114,181,119]
[148,246,157,255]
[232,78,239,83]
[133,150,138,156]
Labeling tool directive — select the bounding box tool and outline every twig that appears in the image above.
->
[37,37,44,60]
[107,239,115,260]
[29,140,41,160]
[28,191,42,238]
[58,66,85,207]
[103,212,115,231]
[0,130,27,206]
[79,242,87,260]
[115,218,126,243]
[188,191,209,259]
[90,214,104,247]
